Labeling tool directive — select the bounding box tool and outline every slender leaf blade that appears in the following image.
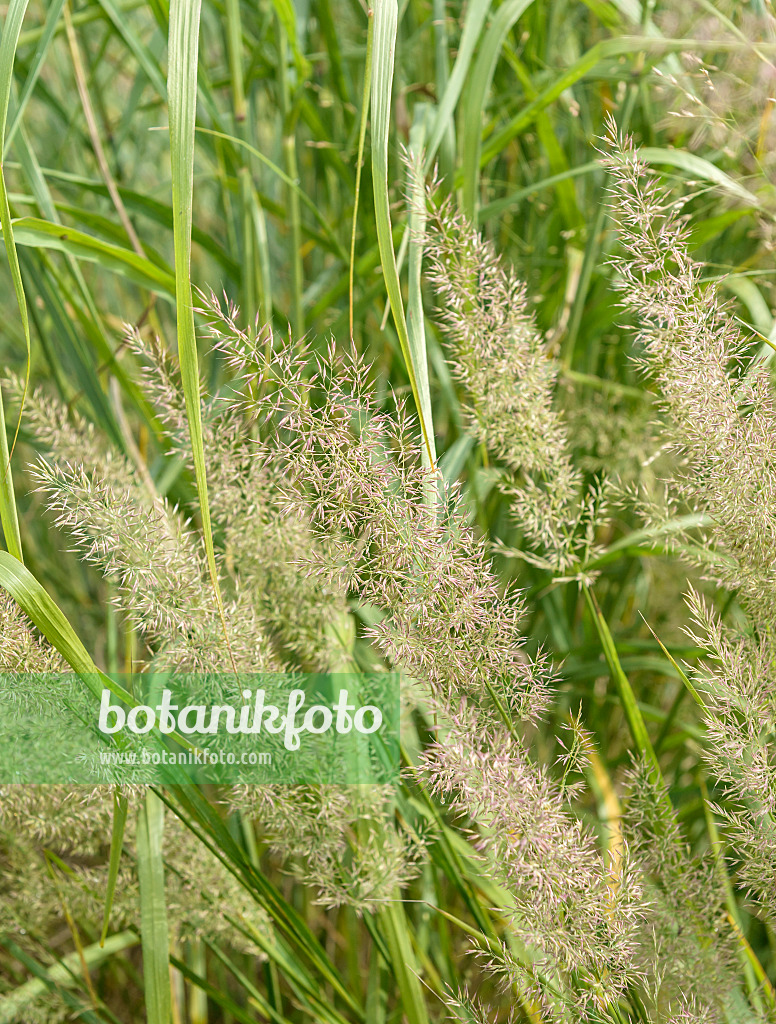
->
[0,0,31,562]
[371,0,435,465]
[168,0,234,667]
[101,789,130,947]
[460,0,536,220]
[137,792,172,1024]
[423,0,492,174]
[8,216,175,296]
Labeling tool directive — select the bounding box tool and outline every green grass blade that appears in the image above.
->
[207,926,353,1024]
[186,941,208,1024]
[639,613,705,709]
[460,0,535,221]
[224,0,246,120]
[196,127,346,258]
[406,106,435,470]
[377,900,429,1024]
[0,549,109,698]
[725,912,776,1011]
[474,36,767,172]
[268,0,310,79]
[0,551,203,760]
[479,162,599,222]
[95,0,167,97]
[349,5,373,341]
[168,0,235,670]
[431,0,455,182]
[8,216,175,296]
[11,107,162,436]
[0,939,106,1024]
[100,789,130,948]
[22,250,123,447]
[238,166,271,321]
[365,942,387,1024]
[582,583,664,785]
[723,276,772,336]
[0,550,151,712]
[169,955,263,1024]
[202,941,290,1024]
[158,784,364,1019]
[137,792,172,1024]
[0,932,137,1024]
[701,785,767,1008]
[317,0,348,104]
[371,0,434,465]
[5,159,240,274]
[0,387,21,561]
[277,15,303,336]
[4,0,66,153]
[637,146,760,205]
[580,512,710,567]
[0,0,31,563]
[423,0,492,175]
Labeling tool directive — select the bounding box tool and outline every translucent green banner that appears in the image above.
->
[0,673,400,784]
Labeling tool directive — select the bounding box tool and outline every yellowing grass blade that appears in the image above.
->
[168,0,235,671]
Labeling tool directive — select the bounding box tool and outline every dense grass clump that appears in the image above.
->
[2,0,776,1021]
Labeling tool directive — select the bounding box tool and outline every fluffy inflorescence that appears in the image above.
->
[423,195,577,490]
[422,192,609,576]
[7,128,776,1020]
[0,592,63,674]
[231,783,423,910]
[201,304,555,727]
[607,122,776,942]
[417,705,645,1015]
[6,312,429,914]
[682,589,776,920]
[605,120,776,633]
